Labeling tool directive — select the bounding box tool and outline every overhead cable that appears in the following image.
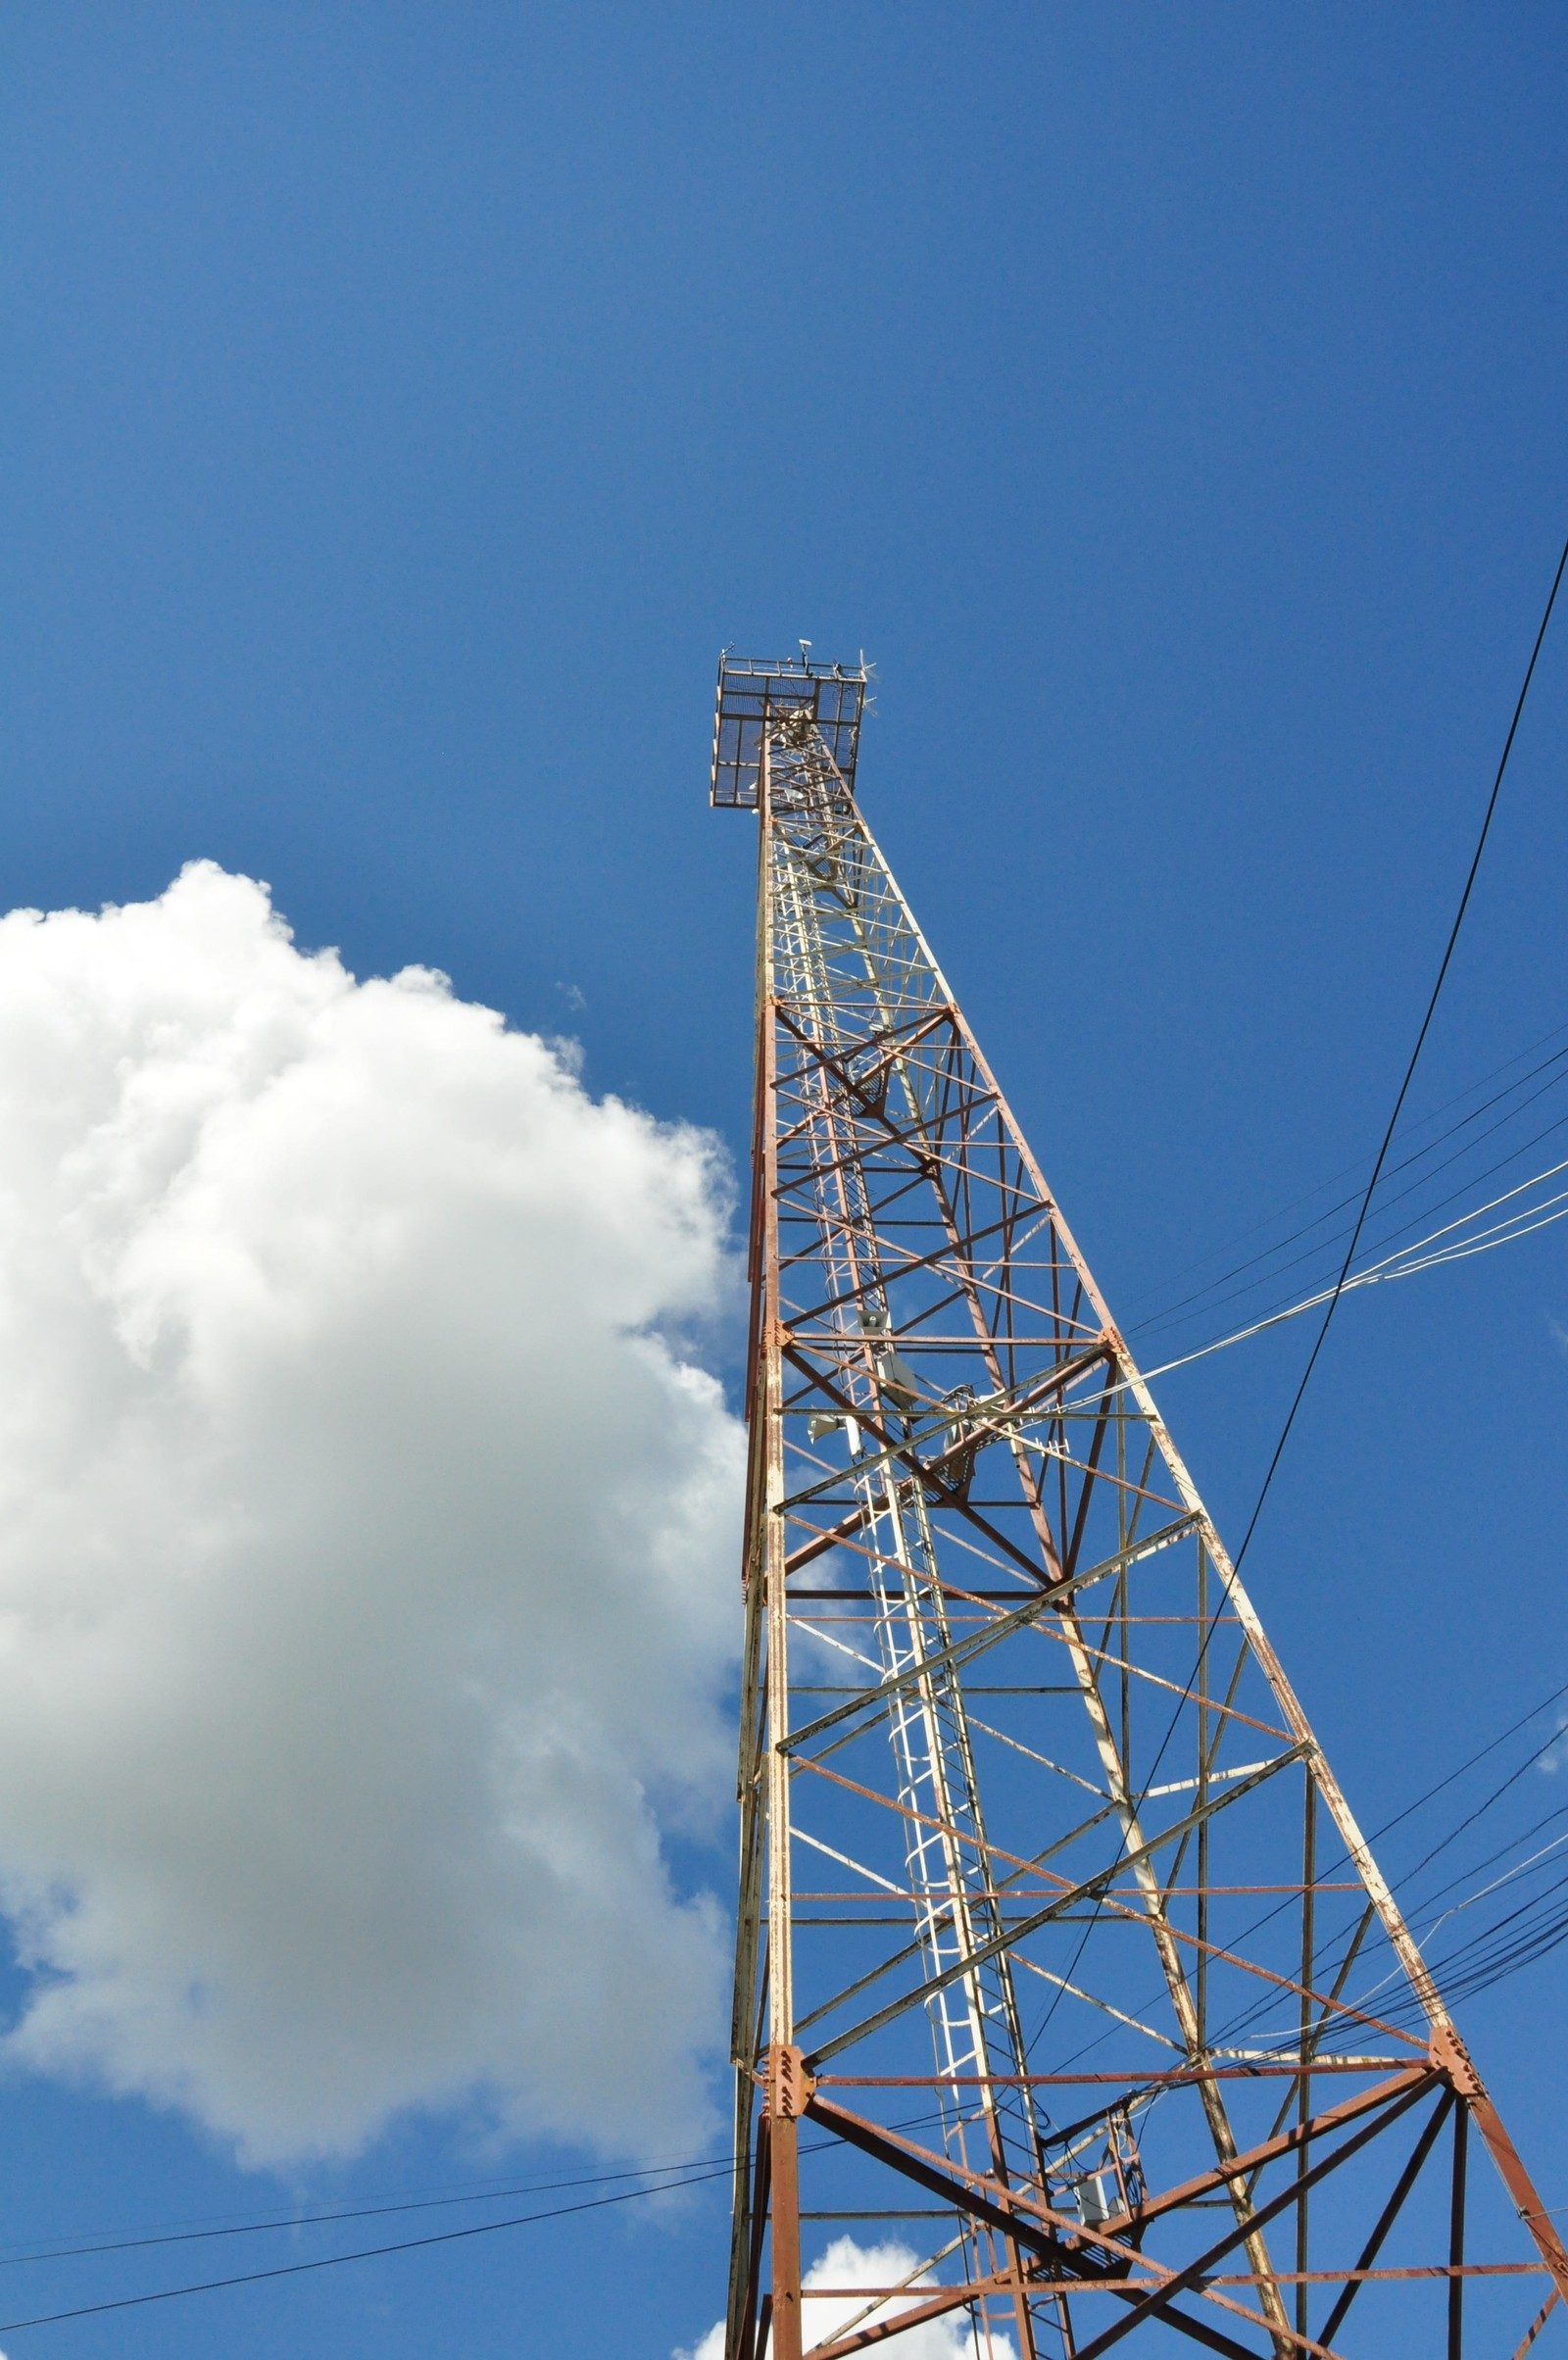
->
[0,2161,737,2339]
[1130,1015,1568,1318]
[1231,523,1568,1576]
[1137,1154,1568,1385]
[1132,1029,1568,1340]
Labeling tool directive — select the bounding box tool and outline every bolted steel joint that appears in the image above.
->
[763,2043,816,2122]
[1430,2018,1483,2098]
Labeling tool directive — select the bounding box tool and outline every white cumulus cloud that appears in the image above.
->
[676,2236,1018,2360]
[0,861,742,2165]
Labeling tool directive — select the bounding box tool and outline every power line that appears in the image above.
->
[0,2145,742,2274]
[1353,1674,1568,1854]
[1125,1014,1568,1317]
[1230,523,1568,1576]
[1401,1800,1568,1923]
[1137,1152,1568,1385]
[1142,1084,1568,1351]
[1130,1029,1568,1340]
[1378,1715,1568,1898]
[0,2103,958,2331]
[0,2161,741,2339]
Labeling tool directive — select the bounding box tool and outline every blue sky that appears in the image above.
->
[0,7,1567,2355]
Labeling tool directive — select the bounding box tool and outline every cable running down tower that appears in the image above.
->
[712,651,1568,2360]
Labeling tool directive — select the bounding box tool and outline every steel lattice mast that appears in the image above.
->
[712,653,1567,2360]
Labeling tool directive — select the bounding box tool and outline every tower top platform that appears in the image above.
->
[710,651,870,810]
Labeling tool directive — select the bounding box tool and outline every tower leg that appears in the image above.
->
[769,2117,802,2360]
[768,2057,804,2360]
[1448,2100,1468,2360]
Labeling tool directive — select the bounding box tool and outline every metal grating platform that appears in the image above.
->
[710,651,870,810]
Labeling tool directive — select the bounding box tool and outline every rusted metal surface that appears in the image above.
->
[713,653,1563,2358]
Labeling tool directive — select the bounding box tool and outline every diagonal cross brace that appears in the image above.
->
[804,1745,1309,2066]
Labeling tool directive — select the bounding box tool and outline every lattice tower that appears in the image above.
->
[711,652,1568,2360]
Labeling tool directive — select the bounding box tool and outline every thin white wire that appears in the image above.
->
[1132,1155,1568,1386]
[1359,1165,1568,1274]
[1417,1825,1568,1942]
[1342,1826,1568,2020]
[1384,1194,1568,1274]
